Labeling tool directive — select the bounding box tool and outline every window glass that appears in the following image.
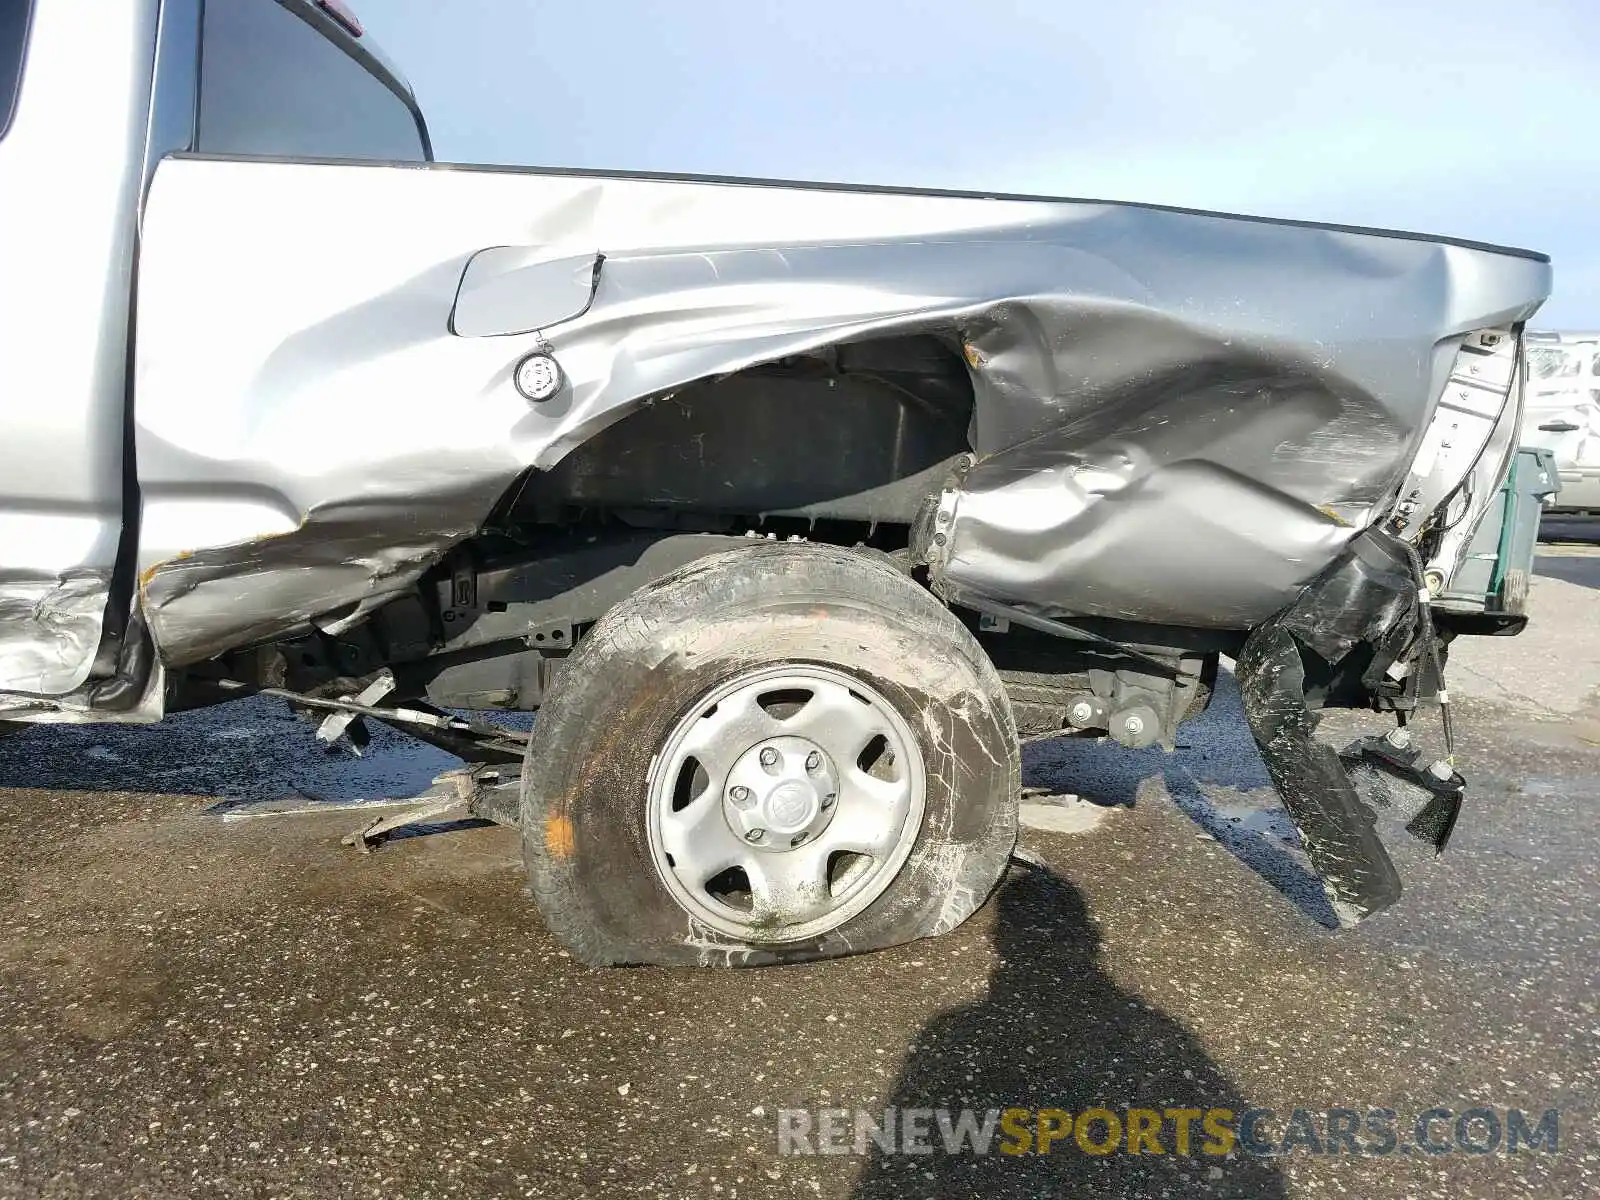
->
[1,0,33,142]
[146,0,201,175]
[198,0,424,161]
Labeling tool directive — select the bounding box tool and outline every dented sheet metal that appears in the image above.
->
[132,160,1551,669]
[0,576,112,699]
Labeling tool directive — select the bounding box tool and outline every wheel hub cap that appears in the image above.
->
[765,782,815,830]
[723,735,840,847]
[645,665,926,943]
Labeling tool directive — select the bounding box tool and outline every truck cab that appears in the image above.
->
[0,0,428,705]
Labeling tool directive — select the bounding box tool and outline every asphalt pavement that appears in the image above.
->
[0,537,1596,1198]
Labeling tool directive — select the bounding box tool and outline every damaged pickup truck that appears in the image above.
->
[0,0,1552,964]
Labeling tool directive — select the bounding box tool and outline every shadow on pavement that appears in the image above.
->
[854,864,1286,1198]
[0,695,500,804]
[1534,554,1600,590]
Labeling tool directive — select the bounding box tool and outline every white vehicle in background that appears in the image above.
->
[1523,331,1600,515]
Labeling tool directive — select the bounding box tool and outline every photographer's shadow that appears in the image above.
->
[855,864,1286,1198]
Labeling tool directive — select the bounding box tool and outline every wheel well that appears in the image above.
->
[501,333,974,533]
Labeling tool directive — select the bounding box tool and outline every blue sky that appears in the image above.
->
[363,0,1596,327]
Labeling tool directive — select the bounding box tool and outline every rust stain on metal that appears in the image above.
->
[138,550,194,594]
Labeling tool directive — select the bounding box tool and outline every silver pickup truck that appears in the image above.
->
[0,0,1552,966]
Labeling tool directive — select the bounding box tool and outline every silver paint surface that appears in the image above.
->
[130,158,1550,675]
[0,0,161,694]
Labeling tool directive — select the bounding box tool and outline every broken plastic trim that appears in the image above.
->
[1235,528,1438,927]
[1237,622,1404,926]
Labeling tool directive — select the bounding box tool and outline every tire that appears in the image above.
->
[520,542,1019,967]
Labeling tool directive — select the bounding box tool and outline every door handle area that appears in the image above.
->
[1537,421,1580,433]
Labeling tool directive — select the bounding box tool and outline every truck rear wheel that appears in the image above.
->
[520,542,1019,967]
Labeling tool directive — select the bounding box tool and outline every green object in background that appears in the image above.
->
[1439,446,1561,615]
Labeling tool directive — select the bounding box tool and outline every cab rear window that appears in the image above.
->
[1,0,32,142]
[197,0,425,162]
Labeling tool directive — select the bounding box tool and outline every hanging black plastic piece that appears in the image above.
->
[1235,528,1445,926]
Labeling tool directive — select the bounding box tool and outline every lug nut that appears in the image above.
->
[790,832,809,847]
[746,828,766,843]
[759,747,779,768]
[805,751,822,772]
[821,793,837,809]
[729,785,752,806]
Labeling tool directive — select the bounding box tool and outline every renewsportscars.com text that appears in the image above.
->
[777,1105,1560,1158]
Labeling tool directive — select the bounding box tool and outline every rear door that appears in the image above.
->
[0,0,163,698]
[2,0,427,704]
